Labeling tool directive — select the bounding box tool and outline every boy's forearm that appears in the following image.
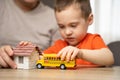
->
[78,48,114,66]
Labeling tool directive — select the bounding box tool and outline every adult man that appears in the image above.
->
[0,0,60,68]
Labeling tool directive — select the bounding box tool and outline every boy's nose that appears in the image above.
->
[65,29,72,36]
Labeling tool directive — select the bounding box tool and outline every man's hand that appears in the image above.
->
[0,45,16,69]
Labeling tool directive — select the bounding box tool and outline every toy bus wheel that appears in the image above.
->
[36,63,43,69]
[60,64,66,70]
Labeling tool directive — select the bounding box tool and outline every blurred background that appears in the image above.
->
[42,0,55,8]
[89,0,120,44]
[42,0,120,44]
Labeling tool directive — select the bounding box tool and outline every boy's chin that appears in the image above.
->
[68,42,78,46]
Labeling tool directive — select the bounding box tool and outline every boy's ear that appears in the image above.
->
[87,13,93,25]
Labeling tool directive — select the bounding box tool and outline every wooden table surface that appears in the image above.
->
[0,66,120,80]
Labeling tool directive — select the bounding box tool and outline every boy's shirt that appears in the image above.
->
[43,33,107,65]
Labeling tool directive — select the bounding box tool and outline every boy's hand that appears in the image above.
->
[57,46,81,62]
[0,45,16,69]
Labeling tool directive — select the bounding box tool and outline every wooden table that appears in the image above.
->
[0,66,120,80]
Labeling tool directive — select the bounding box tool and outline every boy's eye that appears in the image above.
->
[71,25,76,27]
[59,25,65,29]
[70,24,77,28]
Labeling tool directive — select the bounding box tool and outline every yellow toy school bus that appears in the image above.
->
[36,54,76,70]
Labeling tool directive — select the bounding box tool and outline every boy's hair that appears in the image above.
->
[55,0,92,20]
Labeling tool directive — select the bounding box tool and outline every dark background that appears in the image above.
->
[42,0,55,8]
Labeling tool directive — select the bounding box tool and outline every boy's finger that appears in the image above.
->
[66,49,74,61]
[57,50,63,57]
[71,50,78,60]
[61,51,68,61]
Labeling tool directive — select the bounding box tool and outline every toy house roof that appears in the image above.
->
[13,44,42,56]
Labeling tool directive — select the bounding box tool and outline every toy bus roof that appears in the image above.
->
[43,53,57,57]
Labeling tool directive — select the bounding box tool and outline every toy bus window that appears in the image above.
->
[47,57,49,60]
[45,57,48,60]
[44,57,46,60]
[53,57,54,60]
[54,57,56,60]
[19,56,23,64]
[58,57,61,60]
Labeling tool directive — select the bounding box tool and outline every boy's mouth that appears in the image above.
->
[66,37,75,42]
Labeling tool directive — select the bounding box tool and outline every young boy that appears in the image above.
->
[20,0,114,67]
[43,0,114,66]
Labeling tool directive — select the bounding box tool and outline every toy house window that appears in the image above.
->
[19,56,23,63]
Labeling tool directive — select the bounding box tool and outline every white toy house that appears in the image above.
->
[13,44,42,69]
